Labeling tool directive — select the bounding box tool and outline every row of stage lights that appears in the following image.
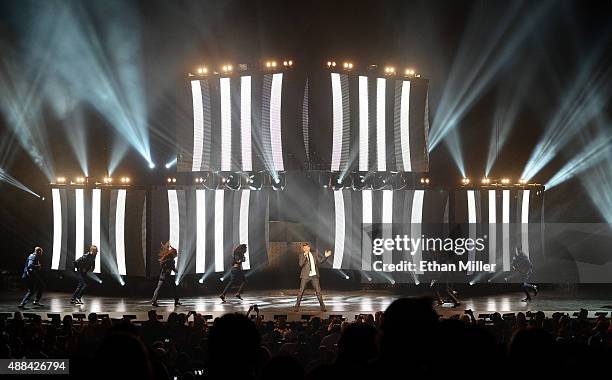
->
[52,176,131,186]
[462,177,535,186]
[193,59,295,76]
[192,59,421,78]
[326,61,420,77]
[167,172,286,191]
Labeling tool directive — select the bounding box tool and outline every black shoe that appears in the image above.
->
[17,304,26,309]
[77,299,84,305]
[32,301,45,307]
[235,293,243,300]
[174,301,182,306]
[70,299,78,305]
[220,294,226,303]
[151,301,159,307]
[521,297,531,302]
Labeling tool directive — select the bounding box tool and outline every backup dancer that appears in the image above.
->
[220,244,248,302]
[151,241,181,307]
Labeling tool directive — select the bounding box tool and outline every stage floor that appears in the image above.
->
[2,289,611,321]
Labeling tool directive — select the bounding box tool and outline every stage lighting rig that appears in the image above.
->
[518,178,528,185]
[384,66,396,75]
[351,172,372,191]
[373,173,392,190]
[55,177,67,184]
[167,177,177,184]
[221,64,233,73]
[461,177,470,185]
[119,177,130,184]
[343,62,354,70]
[271,172,286,191]
[420,177,430,185]
[224,173,242,190]
[332,173,352,191]
[282,59,294,67]
[404,68,415,76]
[247,172,264,190]
[72,176,87,185]
[481,178,491,185]
[501,178,511,185]
[196,66,208,75]
[326,61,337,68]
[265,60,278,69]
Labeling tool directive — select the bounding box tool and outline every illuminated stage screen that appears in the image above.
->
[49,187,269,279]
[148,187,269,277]
[49,187,146,277]
[177,70,430,172]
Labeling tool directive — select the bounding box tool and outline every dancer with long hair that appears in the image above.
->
[151,241,181,307]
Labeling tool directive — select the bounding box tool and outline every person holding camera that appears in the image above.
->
[220,244,248,302]
[294,242,332,312]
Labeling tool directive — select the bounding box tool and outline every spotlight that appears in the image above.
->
[74,176,86,184]
[420,177,430,185]
[224,173,241,190]
[56,177,66,184]
[194,177,204,184]
[343,62,353,70]
[271,172,286,191]
[196,66,208,75]
[461,177,470,185]
[248,172,264,190]
[148,162,156,169]
[326,61,337,68]
[345,275,350,280]
[384,66,395,75]
[288,60,293,66]
[198,278,204,284]
[481,178,491,184]
[222,64,233,73]
[405,68,415,76]
[373,173,392,190]
[518,178,528,185]
[332,173,352,191]
[501,178,511,185]
[167,177,177,184]
[103,177,113,184]
[351,172,372,191]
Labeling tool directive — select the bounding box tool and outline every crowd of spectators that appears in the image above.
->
[1,298,610,379]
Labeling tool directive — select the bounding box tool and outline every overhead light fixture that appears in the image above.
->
[384,66,395,75]
[461,177,470,185]
[326,61,337,68]
[481,178,491,184]
[501,178,511,185]
[196,66,208,75]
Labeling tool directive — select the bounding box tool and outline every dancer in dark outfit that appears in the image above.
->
[71,245,98,305]
[508,248,538,302]
[18,247,45,308]
[151,241,181,307]
[220,244,248,302]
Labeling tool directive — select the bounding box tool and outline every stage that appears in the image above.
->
[3,289,612,321]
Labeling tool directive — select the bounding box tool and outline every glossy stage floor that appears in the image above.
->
[2,289,612,321]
